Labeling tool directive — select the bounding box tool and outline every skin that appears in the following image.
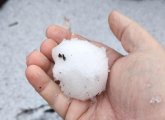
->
[26,11,165,120]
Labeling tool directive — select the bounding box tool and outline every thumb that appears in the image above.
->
[108,11,158,53]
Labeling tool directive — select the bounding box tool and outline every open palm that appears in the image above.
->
[26,11,165,120]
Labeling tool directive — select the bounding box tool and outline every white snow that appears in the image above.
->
[52,38,108,100]
[149,96,162,104]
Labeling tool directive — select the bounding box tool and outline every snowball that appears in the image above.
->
[52,38,109,100]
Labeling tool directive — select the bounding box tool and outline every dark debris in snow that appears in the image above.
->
[44,108,55,113]
[16,104,47,117]
[16,104,59,120]
[0,0,8,9]
[58,53,66,61]
[8,21,18,27]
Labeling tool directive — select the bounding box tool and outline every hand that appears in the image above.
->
[26,11,165,120]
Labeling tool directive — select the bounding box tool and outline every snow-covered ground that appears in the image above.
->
[0,0,165,120]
